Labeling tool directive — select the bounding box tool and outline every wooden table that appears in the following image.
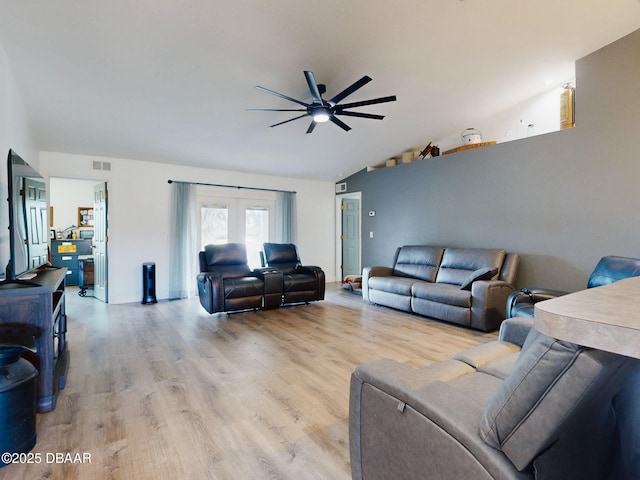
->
[535,276,640,359]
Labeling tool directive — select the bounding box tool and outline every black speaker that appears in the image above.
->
[142,262,157,304]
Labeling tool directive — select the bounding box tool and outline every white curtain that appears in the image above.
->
[169,182,197,299]
[275,191,296,244]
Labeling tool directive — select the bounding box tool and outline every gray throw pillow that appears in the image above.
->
[459,267,498,290]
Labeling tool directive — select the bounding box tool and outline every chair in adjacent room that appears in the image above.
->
[506,255,640,318]
[197,243,274,314]
[261,243,325,305]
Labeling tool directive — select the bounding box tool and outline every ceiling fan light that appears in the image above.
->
[312,105,331,123]
[313,112,330,123]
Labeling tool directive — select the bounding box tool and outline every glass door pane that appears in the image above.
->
[245,207,269,268]
[201,205,229,248]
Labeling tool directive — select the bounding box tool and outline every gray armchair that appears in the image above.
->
[349,317,640,479]
[507,255,640,318]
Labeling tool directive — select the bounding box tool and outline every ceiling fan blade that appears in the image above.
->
[337,95,397,110]
[306,121,317,134]
[334,110,385,120]
[247,108,307,112]
[269,113,309,128]
[255,85,309,107]
[329,75,372,105]
[304,71,324,104]
[330,116,352,132]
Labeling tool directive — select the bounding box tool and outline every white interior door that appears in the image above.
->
[93,182,108,302]
[336,192,362,279]
[23,177,49,269]
[341,197,361,277]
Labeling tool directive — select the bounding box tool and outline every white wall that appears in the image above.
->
[434,81,574,153]
[0,39,37,280]
[0,42,36,166]
[49,178,96,232]
[38,152,336,304]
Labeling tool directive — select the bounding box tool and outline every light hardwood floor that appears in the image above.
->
[1,283,497,480]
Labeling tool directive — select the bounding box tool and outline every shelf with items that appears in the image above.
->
[0,267,70,412]
[442,141,497,155]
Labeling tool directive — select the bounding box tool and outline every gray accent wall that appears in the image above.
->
[339,28,640,293]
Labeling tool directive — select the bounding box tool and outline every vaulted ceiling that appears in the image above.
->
[2,1,640,181]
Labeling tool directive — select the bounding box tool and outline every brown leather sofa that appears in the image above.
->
[197,242,325,314]
[261,243,325,305]
[197,243,282,313]
[362,246,519,331]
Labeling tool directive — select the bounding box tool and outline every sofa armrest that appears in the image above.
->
[521,287,569,299]
[350,359,476,480]
[254,268,284,308]
[498,317,535,347]
[296,265,322,273]
[506,288,569,319]
[361,266,393,302]
[196,271,224,314]
[296,265,326,300]
[470,280,517,331]
[362,265,393,278]
[352,358,475,400]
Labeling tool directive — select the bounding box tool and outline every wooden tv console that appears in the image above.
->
[0,267,69,412]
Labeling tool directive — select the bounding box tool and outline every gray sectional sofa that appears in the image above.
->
[349,317,640,480]
[362,246,519,331]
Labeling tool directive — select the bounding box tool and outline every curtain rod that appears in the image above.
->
[167,180,296,194]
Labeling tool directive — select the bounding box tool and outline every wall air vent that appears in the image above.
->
[92,161,112,171]
[335,182,347,193]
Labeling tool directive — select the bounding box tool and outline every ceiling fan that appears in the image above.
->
[248,71,397,134]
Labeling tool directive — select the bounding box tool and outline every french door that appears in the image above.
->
[199,197,274,269]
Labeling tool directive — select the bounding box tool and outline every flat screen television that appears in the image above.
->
[1,149,49,285]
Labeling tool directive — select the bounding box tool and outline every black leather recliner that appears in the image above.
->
[261,243,325,305]
[507,255,640,318]
[197,243,282,313]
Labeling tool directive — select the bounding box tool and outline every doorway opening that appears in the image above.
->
[49,178,109,303]
[335,192,362,281]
